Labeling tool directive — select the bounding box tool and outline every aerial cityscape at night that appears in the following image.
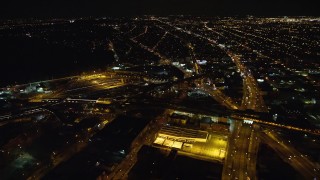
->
[0,15,320,179]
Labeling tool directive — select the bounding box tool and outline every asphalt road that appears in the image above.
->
[260,130,320,179]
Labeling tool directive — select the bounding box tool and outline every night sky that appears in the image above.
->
[1,0,319,19]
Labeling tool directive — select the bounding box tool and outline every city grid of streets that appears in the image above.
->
[0,16,320,179]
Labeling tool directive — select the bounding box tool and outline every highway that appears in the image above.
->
[231,114,320,136]
[206,31,266,180]
[202,84,240,110]
[227,52,267,113]
[233,124,251,180]
[246,125,260,180]
[260,130,320,179]
[222,122,259,180]
[225,122,260,180]
[211,50,263,180]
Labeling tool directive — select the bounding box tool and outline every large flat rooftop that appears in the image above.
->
[157,125,209,142]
